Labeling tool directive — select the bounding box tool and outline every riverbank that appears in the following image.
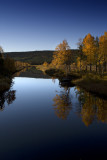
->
[37,65,107,98]
[0,67,26,93]
[72,74,107,98]
[14,66,50,78]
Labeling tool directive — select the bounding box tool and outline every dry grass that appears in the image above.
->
[73,74,107,98]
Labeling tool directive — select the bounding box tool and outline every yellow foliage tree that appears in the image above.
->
[99,32,107,72]
[43,61,48,67]
[77,38,84,71]
[82,33,96,72]
[52,40,72,76]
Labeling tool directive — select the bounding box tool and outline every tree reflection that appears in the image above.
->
[53,80,107,125]
[76,87,107,126]
[96,99,107,123]
[14,68,27,77]
[53,83,72,120]
[0,86,16,111]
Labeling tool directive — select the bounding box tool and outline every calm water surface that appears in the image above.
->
[0,77,107,160]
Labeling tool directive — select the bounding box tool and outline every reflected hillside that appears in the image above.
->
[14,66,50,78]
[0,83,16,111]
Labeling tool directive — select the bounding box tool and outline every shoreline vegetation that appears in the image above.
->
[0,32,107,98]
[0,49,28,92]
[37,34,107,98]
[73,74,107,98]
[37,65,107,98]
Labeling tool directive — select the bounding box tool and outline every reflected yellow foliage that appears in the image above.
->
[81,93,96,126]
[53,84,107,125]
[14,67,27,77]
[53,87,72,120]
[76,87,107,126]
[96,99,107,123]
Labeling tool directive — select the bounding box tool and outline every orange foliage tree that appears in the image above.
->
[52,40,72,76]
[99,32,107,72]
[82,33,96,72]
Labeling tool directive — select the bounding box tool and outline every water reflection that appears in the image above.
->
[53,83,72,120]
[76,87,107,126]
[53,80,107,126]
[0,85,16,111]
[14,68,27,77]
[14,67,50,78]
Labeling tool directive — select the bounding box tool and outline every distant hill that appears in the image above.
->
[4,50,79,65]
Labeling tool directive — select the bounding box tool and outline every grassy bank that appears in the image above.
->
[73,74,107,98]
[36,65,107,97]
[37,65,81,79]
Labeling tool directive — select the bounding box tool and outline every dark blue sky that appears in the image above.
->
[0,0,107,52]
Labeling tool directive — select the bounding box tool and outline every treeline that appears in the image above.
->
[0,50,16,77]
[76,32,107,73]
[0,46,31,77]
[48,32,107,75]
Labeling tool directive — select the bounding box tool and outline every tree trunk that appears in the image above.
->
[90,64,92,72]
[86,65,87,72]
[65,65,68,77]
[80,60,81,71]
[99,61,101,74]
[103,62,107,72]
[96,64,97,73]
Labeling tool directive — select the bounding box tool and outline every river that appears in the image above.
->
[0,76,107,159]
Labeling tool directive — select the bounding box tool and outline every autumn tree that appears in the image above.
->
[77,38,84,71]
[43,61,49,67]
[52,40,72,76]
[0,46,4,54]
[99,32,107,72]
[82,34,96,72]
[94,36,100,72]
[0,46,4,74]
[4,55,16,75]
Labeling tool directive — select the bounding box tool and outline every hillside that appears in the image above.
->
[4,50,79,65]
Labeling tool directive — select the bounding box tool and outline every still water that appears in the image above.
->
[0,77,107,160]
